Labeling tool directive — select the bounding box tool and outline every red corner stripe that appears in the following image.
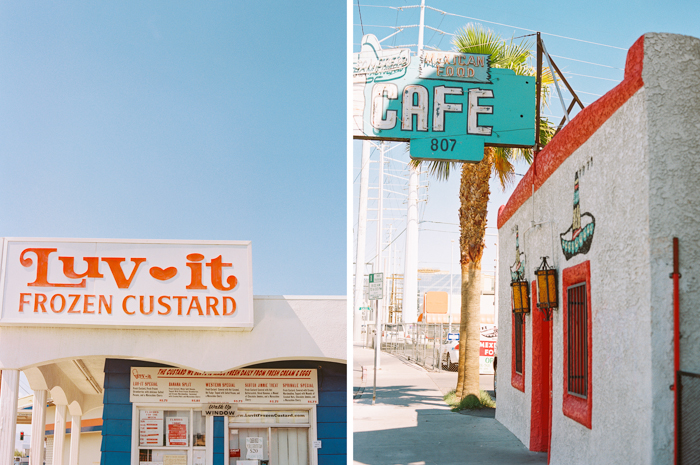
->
[497,35,645,229]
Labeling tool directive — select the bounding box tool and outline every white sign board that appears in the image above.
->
[202,403,237,416]
[0,238,254,330]
[368,272,383,300]
[245,437,264,460]
[139,410,164,446]
[130,367,319,404]
[230,410,309,424]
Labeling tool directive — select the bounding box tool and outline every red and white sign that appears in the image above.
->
[0,238,254,330]
[166,417,188,446]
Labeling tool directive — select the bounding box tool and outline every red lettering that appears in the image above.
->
[187,296,203,316]
[34,293,47,313]
[58,256,104,279]
[50,294,66,313]
[186,253,207,289]
[206,256,237,291]
[123,295,136,315]
[158,296,171,315]
[99,295,112,314]
[173,296,187,315]
[19,293,31,312]
[140,296,154,315]
[67,295,81,313]
[206,296,219,315]
[101,257,146,289]
[83,295,95,314]
[20,248,86,288]
[223,297,236,316]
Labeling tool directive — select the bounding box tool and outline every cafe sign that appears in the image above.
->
[353,34,536,163]
[0,238,254,330]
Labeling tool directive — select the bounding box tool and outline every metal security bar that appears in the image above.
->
[567,283,588,397]
[514,314,524,374]
[678,371,700,464]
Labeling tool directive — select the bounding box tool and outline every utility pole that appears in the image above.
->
[354,140,371,343]
[402,0,424,324]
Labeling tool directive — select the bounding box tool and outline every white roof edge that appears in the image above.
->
[253,295,346,300]
[1,237,252,245]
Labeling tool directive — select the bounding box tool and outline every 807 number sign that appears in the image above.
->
[430,138,457,152]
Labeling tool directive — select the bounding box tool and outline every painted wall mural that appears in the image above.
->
[560,172,596,260]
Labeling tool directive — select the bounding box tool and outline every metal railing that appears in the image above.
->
[375,322,460,372]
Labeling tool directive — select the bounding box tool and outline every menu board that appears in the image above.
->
[139,410,164,446]
[130,368,318,404]
[166,417,188,447]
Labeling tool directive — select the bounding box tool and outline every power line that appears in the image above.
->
[358,4,627,50]
[357,0,365,35]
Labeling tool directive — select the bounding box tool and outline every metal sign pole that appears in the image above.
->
[373,298,380,405]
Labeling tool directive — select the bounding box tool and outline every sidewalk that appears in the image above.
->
[353,344,547,465]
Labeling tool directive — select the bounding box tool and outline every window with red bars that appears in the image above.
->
[514,313,524,374]
[567,283,588,397]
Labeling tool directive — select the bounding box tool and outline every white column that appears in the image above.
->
[354,140,371,342]
[0,370,20,464]
[53,404,67,465]
[69,414,81,465]
[30,390,48,465]
[402,163,419,323]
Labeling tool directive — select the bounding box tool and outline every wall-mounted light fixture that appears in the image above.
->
[510,271,530,314]
[535,256,558,321]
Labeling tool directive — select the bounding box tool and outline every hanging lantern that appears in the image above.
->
[535,256,558,320]
[511,278,531,314]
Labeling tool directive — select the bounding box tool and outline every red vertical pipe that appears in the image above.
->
[672,237,680,464]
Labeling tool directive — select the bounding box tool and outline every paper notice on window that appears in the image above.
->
[246,436,264,459]
[139,410,164,446]
[163,456,186,465]
[166,417,188,446]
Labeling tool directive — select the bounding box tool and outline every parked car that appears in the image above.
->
[441,339,459,370]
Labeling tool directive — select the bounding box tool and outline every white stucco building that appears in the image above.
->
[495,33,700,464]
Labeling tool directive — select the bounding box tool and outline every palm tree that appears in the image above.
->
[413,24,555,400]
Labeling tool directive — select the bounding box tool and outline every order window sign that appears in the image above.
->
[353,34,536,163]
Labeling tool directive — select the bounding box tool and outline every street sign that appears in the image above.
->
[447,333,460,341]
[368,273,383,300]
[353,34,536,163]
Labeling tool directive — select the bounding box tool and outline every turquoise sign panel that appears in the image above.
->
[354,58,536,163]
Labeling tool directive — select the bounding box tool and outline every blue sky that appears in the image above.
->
[0,1,346,296]
[352,0,700,284]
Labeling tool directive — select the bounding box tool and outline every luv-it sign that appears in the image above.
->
[0,238,254,330]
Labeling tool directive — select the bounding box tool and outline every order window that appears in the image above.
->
[137,407,206,465]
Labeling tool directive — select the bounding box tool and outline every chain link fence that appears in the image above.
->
[365,323,460,372]
[678,371,700,464]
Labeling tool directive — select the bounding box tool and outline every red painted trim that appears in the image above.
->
[511,311,525,392]
[530,280,552,452]
[673,237,680,464]
[497,35,645,230]
[562,261,592,429]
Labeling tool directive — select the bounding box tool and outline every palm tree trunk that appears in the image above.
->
[456,260,482,398]
[455,151,492,399]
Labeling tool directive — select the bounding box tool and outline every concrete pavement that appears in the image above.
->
[353,344,547,465]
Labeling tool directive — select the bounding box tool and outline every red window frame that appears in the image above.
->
[562,260,592,429]
[510,282,530,392]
